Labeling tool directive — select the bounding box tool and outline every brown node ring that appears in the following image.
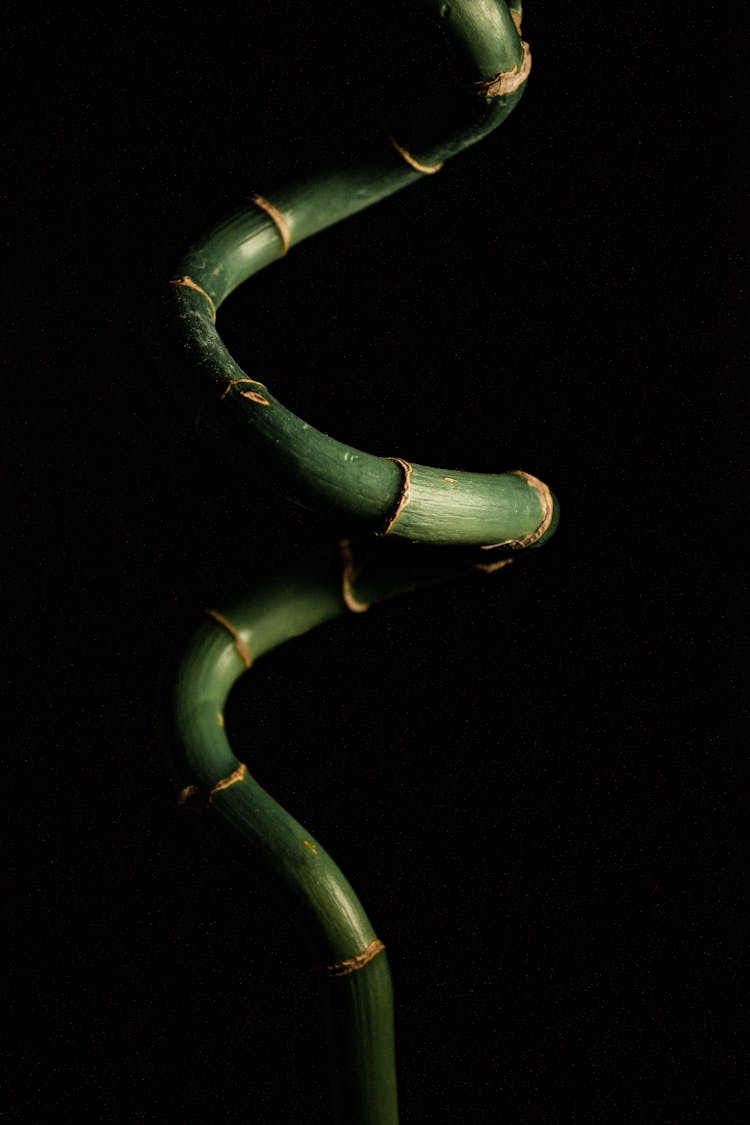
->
[378,458,413,536]
[339,539,370,614]
[250,192,292,256]
[474,38,531,98]
[178,762,248,810]
[387,136,443,175]
[204,608,254,668]
[508,469,553,548]
[479,470,553,550]
[219,377,268,401]
[323,938,386,977]
[170,276,217,324]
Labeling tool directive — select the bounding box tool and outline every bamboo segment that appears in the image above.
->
[165,541,512,1123]
[158,0,555,551]
[163,3,554,1121]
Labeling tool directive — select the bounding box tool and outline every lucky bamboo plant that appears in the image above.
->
[160,3,556,1121]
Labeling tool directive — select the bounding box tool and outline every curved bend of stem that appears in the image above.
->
[163,6,552,1121]
[159,1,557,553]
[165,539,513,1123]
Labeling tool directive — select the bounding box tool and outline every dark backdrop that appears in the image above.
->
[10,3,742,1121]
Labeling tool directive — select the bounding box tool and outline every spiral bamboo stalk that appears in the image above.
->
[162,3,554,1121]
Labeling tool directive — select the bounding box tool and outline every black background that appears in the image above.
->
[10,2,743,1121]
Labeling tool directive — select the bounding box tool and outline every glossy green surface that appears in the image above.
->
[163,4,552,1122]
[165,541,497,1123]
[159,0,555,552]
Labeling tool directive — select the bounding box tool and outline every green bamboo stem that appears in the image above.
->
[159,0,556,553]
[165,540,512,1123]
[163,3,553,1121]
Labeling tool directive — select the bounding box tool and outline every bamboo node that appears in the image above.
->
[379,457,413,536]
[479,470,553,550]
[211,761,247,795]
[323,938,386,977]
[387,135,443,175]
[241,390,270,406]
[219,377,268,401]
[339,539,370,614]
[170,276,217,324]
[204,608,254,668]
[474,39,531,98]
[250,192,292,256]
[178,763,248,810]
[508,469,553,547]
